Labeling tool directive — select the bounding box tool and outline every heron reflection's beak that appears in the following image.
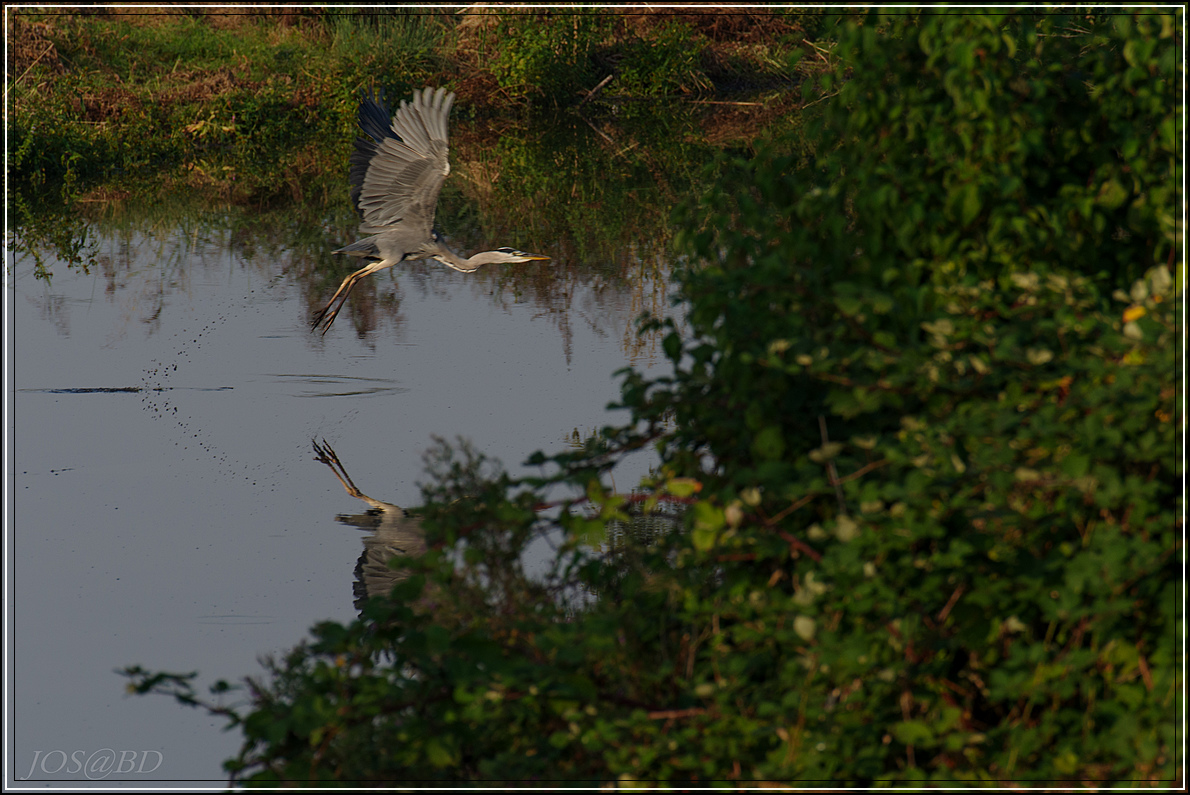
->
[524,254,551,261]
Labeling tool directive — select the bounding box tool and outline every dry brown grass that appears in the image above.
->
[698,91,802,147]
[8,14,65,80]
[613,8,806,43]
[91,6,322,31]
[156,65,259,104]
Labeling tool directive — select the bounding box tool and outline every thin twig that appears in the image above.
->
[576,111,616,146]
[802,89,841,110]
[647,707,707,720]
[836,458,889,485]
[778,530,822,562]
[764,493,814,526]
[804,38,833,63]
[819,415,847,516]
[10,43,55,90]
[1137,650,1154,691]
[937,584,965,622]
[577,74,613,108]
[688,99,766,106]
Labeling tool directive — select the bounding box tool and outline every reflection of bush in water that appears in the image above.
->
[603,499,685,553]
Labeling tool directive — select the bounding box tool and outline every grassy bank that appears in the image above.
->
[8,9,822,205]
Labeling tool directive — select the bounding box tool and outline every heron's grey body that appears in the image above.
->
[312,87,549,333]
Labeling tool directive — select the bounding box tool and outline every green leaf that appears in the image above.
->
[1060,453,1090,478]
[752,426,786,461]
[691,502,725,551]
[835,293,863,316]
[663,331,683,361]
[892,720,937,747]
[1097,179,1129,209]
[955,182,981,226]
[665,477,702,498]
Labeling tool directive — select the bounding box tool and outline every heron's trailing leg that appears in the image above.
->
[311,269,364,334]
[311,260,393,334]
[312,439,398,514]
[312,439,366,500]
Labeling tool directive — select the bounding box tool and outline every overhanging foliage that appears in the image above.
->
[124,11,1182,786]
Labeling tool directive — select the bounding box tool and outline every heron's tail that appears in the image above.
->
[333,236,381,259]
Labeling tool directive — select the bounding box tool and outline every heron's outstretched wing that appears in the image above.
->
[349,87,455,238]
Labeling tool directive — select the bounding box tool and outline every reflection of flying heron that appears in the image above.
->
[312,87,551,334]
[311,439,428,612]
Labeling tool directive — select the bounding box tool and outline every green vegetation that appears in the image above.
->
[615,19,711,96]
[7,9,810,204]
[122,10,1182,786]
[8,8,811,301]
[484,13,610,103]
[7,10,451,202]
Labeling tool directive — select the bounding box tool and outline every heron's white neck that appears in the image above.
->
[427,242,505,273]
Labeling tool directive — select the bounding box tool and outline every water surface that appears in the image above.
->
[8,201,676,786]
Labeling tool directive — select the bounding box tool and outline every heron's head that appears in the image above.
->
[489,247,551,265]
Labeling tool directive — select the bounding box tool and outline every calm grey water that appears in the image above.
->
[7,216,674,787]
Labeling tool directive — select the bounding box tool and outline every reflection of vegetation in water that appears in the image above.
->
[9,9,812,357]
[11,103,717,359]
[453,106,698,266]
[438,105,720,359]
[7,193,98,281]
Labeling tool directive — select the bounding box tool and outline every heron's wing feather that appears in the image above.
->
[348,89,391,215]
[351,87,455,236]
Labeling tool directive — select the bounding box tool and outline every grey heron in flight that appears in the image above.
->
[312,87,550,334]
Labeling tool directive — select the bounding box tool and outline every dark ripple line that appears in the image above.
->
[21,386,234,394]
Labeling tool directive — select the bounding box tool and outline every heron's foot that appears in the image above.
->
[311,439,368,499]
[311,438,336,465]
[310,304,340,335]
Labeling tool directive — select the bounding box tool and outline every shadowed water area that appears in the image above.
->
[8,112,699,786]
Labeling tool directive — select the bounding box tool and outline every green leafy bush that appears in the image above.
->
[615,20,711,95]
[487,12,608,104]
[126,11,1181,786]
